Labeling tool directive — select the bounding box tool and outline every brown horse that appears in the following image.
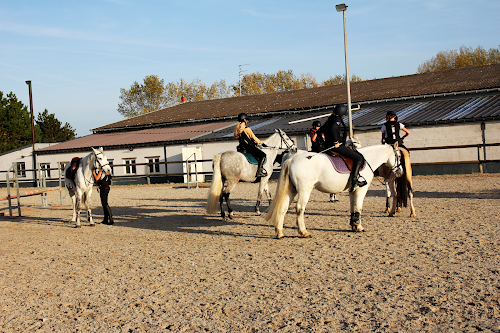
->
[378,147,415,217]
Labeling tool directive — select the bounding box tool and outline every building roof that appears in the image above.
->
[36,121,235,153]
[94,64,500,133]
[37,94,500,154]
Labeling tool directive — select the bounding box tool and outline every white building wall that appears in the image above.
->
[1,121,499,184]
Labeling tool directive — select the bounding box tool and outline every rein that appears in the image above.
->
[263,130,296,151]
[83,151,108,187]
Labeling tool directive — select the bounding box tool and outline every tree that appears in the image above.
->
[36,109,76,143]
[417,45,500,74]
[0,91,41,154]
[322,74,363,86]
[234,69,321,96]
[118,75,169,118]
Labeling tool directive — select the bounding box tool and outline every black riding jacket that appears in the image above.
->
[317,116,347,148]
[384,120,402,145]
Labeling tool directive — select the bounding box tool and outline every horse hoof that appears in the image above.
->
[255,212,261,216]
[351,225,364,232]
[89,224,95,227]
[389,213,395,217]
[74,225,81,229]
[410,213,416,217]
[299,232,312,238]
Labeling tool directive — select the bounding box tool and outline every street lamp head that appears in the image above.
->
[336,3,347,11]
[25,80,31,85]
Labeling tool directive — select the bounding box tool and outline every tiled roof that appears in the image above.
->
[37,121,235,153]
[94,64,500,133]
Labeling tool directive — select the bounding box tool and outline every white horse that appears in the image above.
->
[64,147,112,228]
[265,143,403,238]
[207,129,296,219]
[378,147,415,217]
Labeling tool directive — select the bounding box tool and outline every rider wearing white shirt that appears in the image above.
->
[381,111,410,148]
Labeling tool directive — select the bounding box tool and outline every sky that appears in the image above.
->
[1,0,499,137]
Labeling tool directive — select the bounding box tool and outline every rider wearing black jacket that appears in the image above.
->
[317,104,367,192]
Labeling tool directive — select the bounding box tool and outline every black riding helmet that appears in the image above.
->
[237,113,248,122]
[312,120,321,127]
[386,110,398,121]
[331,104,348,118]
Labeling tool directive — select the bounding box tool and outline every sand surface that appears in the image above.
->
[1,173,499,332]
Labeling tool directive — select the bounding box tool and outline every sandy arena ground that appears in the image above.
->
[1,173,499,332]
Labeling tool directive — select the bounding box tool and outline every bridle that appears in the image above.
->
[83,150,109,186]
[263,130,296,152]
[365,146,403,186]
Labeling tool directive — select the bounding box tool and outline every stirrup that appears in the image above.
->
[256,168,268,177]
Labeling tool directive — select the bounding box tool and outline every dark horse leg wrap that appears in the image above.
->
[350,212,361,226]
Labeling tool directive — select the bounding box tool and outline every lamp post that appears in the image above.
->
[238,64,250,97]
[25,80,37,184]
[335,3,354,139]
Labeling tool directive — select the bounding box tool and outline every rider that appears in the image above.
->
[317,104,367,192]
[381,110,410,150]
[309,120,323,152]
[234,113,269,177]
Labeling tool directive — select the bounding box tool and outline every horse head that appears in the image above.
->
[91,147,112,175]
[276,129,297,153]
[390,142,404,178]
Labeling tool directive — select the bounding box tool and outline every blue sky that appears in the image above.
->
[1,0,499,137]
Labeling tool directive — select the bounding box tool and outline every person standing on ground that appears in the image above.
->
[93,169,113,225]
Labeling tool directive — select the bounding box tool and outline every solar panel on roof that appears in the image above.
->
[442,96,490,120]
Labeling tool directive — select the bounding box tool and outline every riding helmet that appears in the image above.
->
[333,104,348,117]
[386,110,398,120]
[312,120,321,127]
[237,113,248,122]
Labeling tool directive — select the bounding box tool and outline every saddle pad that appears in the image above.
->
[242,153,266,165]
[324,153,365,174]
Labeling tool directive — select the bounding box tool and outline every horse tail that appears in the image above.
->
[265,158,295,227]
[396,151,409,208]
[206,155,222,214]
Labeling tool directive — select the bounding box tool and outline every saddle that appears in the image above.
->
[241,152,266,165]
[324,151,365,174]
[65,157,81,183]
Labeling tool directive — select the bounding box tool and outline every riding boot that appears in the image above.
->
[255,158,267,178]
[349,161,367,192]
[106,205,114,225]
[101,206,109,224]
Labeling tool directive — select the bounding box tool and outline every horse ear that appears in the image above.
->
[394,142,399,150]
[91,147,97,154]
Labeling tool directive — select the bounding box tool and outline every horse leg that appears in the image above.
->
[349,188,368,232]
[219,192,226,220]
[224,179,239,220]
[75,193,82,228]
[255,180,265,216]
[295,186,313,238]
[388,181,397,217]
[330,193,339,202]
[265,182,272,205]
[409,188,416,217]
[385,183,391,214]
[69,193,77,223]
[85,192,94,226]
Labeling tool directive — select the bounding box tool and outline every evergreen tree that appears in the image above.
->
[0,91,40,154]
[36,109,77,143]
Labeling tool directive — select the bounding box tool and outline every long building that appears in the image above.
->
[2,64,500,186]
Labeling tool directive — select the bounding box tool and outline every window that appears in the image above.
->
[40,163,51,178]
[108,160,114,174]
[148,157,160,174]
[124,159,136,174]
[16,162,26,178]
